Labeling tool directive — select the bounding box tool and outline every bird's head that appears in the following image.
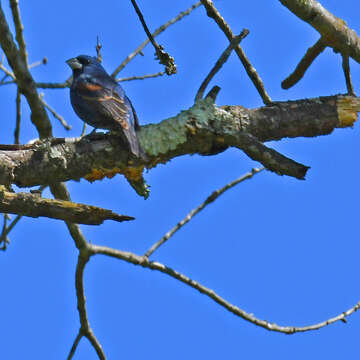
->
[66,55,106,77]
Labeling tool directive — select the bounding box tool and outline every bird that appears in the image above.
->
[66,54,144,159]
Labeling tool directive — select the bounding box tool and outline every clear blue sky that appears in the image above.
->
[1,1,360,359]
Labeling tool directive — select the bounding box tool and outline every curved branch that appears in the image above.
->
[91,244,360,334]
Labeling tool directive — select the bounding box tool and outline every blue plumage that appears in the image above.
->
[66,55,143,158]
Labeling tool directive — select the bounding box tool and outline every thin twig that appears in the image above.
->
[95,36,102,63]
[0,214,10,250]
[39,93,72,130]
[67,331,83,360]
[28,57,47,69]
[117,71,165,82]
[129,0,176,75]
[14,87,21,144]
[9,0,27,65]
[112,2,201,77]
[80,122,87,137]
[195,29,249,102]
[144,167,264,258]
[69,252,106,360]
[282,37,327,89]
[200,0,272,105]
[0,63,15,79]
[36,81,70,89]
[342,54,355,96]
[30,2,200,88]
[92,244,360,334]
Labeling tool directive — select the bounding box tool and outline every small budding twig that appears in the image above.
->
[195,29,249,102]
[129,0,177,75]
[282,38,327,89]
[112,2,200,77]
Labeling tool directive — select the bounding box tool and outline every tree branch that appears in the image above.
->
[282,37,327,89]
[0,186,134,225]
[200,0,272,105]
[91,244,360,334]
[280,0,360,89]
[112,2,201,77]
[195,29,249,102]
[0,95,357,195]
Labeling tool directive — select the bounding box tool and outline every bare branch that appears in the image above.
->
[282,37,327,89]
[0,3,52,138]
[195,29,249,102]
[69,252,106,360]
[112,2,201,77]
[117,71,165,82]
[0,186,134,225]
[28,57,47,69]
[91,244,360,334]
[9,0,27,65]
[0,95,358,194]
[67,331,83,360]
[342,55,355,96]
[95,36,102,63]
[39,93,72,130]
[0,214,11,250]
[279,0,360,64]
[14,88,21,144]
[145,167,264,258]
[200,0,272,105]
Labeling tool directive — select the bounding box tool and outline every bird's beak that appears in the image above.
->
[66,57,82,70]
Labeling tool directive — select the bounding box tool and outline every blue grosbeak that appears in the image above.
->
[66,55,144,158]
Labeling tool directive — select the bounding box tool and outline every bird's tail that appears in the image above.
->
[124,129,147,160]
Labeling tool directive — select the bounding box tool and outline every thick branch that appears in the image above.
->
[279,0,360,63]
[0,3,51,138]
[0,95,357,191]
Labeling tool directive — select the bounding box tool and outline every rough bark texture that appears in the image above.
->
[0,95,358,196]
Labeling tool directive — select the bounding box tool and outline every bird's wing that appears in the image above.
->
[76,76,132,131]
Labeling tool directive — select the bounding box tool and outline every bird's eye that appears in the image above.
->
[77,57,91,66]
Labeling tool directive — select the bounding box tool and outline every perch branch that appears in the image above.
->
[0,95,357,197]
